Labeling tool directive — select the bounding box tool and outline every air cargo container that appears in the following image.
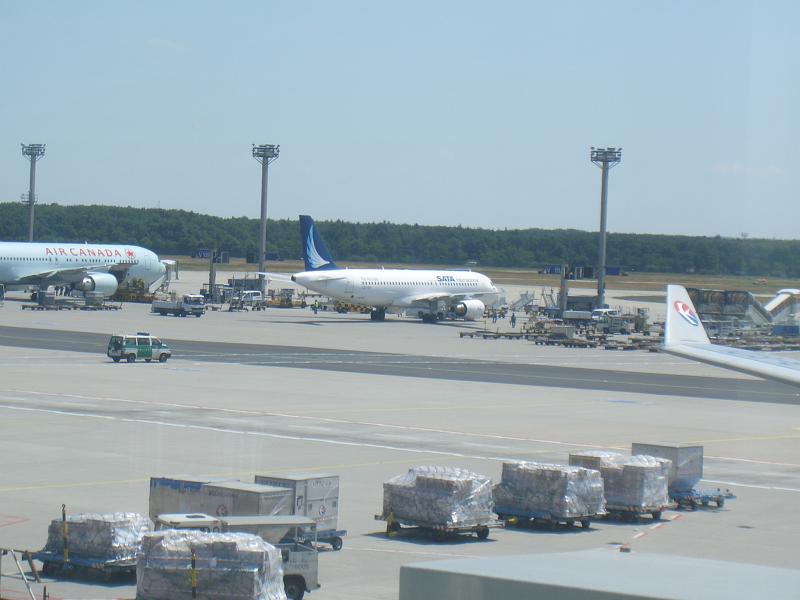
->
[201,482,293,518]
[149,476,236,520]
[255,472,347,550]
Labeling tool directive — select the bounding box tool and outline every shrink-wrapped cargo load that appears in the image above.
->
[493,462,605,518]
[569,451,670,510]
[381,466,495,527]
[631,443,703,492]
[44,512,150,561]
[136,530,286,600]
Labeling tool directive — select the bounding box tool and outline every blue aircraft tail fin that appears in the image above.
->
[299,215,338,271]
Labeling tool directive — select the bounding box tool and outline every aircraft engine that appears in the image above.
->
[452,299,485,321]
[76,272,119,296]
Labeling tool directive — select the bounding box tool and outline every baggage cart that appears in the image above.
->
[670,487,735,509]
[374,513,504,541]
[32,550,136,581]
[299,528,347,551]
[603,503,666,521]
[495,506,597,530]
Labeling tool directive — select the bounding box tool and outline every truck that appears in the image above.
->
[151,294,205,317]
[153,513,320,600]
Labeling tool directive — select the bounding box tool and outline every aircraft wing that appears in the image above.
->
[17,264,118,284]
[662,284,800,386]
[396,292,460,305]
[397,291,491,306]
[259,271,294,284]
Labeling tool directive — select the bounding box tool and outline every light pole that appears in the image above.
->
[21,143,45,242]
[252,144,280,292]
[590,146,622,308]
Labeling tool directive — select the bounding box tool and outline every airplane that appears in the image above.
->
[274,215,499,322]
[662,284,800,386]
[0,241,168,297]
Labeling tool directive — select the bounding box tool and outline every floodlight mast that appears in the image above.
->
[590,147,621,308]
[21,143,46,242]
[252,144,280,292]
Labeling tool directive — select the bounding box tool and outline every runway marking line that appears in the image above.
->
[685,434,800,444]
[0,514,30,528]
[0,457,420,493]
[343,545,472,559]
[2,388,800,469]
[627,512,680,545]
[1,402,799,494]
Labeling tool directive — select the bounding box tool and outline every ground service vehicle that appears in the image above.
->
[152,294,205,317]
[107,333,171,363]
[238,290,263,305]
[154,513,320,600]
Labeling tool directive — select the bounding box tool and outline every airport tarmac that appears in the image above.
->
[0,294,798,599]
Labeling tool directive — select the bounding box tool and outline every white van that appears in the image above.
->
[591,308,621,320]
[238,290,263,304]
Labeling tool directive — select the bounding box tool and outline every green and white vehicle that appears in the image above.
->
[107,332,171,363]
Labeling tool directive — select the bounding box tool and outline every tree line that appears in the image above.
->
[1,202,798,277]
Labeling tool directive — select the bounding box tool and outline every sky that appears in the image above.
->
[1,1,798,238]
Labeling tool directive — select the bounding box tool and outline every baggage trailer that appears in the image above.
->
[32,551,136,581]
[495,506,596,530]
[603,504,666,521]
[670,487,735,509]
[374,513,504,541]
[254,472,347,551]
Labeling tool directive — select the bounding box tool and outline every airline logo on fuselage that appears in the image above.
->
[44,247,133,259]
[436,275,456,282]
[674,300,700,326]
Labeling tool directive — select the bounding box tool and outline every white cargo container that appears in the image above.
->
[201,482,293,518]
[631,443,703,492]
[149,477,292,520]
[254,472,346,550]
[149,476,237,520]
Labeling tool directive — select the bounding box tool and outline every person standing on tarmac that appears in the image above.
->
[510,312,517,328]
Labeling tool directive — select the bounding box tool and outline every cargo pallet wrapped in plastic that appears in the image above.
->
[569,451,670,520]
[376,466,502,540]
[35,512,150,577]
[494,462,605,528]
[136,530,286,600]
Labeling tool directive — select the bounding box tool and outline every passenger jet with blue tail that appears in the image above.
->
[274,215,499,322]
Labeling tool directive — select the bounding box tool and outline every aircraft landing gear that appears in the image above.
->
[370,308,386,321]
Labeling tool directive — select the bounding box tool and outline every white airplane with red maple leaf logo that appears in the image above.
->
[0,241,167,296]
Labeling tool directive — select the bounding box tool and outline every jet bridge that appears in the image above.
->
[686,288,772,329]
[763,288,800,322]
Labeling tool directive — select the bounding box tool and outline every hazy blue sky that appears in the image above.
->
[1,1,797,237]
